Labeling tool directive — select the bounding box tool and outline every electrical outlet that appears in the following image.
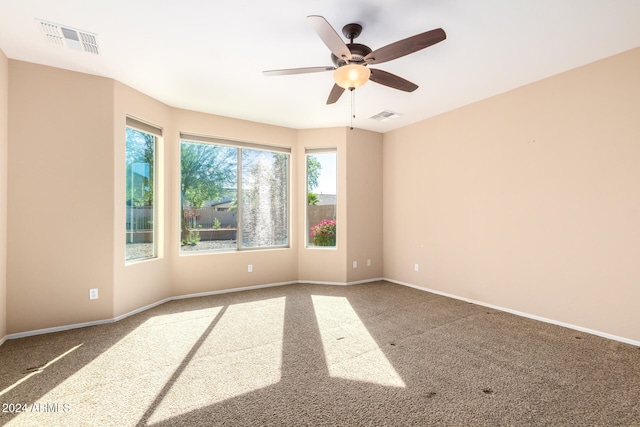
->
[248,264,253,273]
[367,259,372,267]
[353,261,358,269]
[89,288,98,300]
[414,264,419,272]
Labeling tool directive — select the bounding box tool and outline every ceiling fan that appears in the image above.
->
[263,15,446,104]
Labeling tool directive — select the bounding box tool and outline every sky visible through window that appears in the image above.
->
[313,152,336,195]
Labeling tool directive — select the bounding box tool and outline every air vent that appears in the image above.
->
[369,110,402,122]
[37,19,100,55]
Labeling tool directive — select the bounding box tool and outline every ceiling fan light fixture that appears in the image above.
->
[333,64,370,89]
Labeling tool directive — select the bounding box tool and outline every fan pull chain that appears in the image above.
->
[350,88,355,130]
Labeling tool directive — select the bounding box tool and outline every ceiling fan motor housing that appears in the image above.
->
[331,43,372,67]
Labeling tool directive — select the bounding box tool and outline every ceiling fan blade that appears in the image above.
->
[369,69,418,92]
[307,15,352,62]
[364,28,446,65]
[326,84,345,104]
[263,66,334,76]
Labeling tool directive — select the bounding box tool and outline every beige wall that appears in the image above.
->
[7,61,115,333]
[169,108,300,296]
[113,82,174,317]
[0,49,8,342]
[346,129,383,283]
[297,127,384,285]
[383,47,640,342]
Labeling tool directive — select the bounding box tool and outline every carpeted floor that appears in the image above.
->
[1,281,639,426]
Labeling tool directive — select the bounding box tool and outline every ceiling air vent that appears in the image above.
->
[369,110,402,122]
[37,19,100,55]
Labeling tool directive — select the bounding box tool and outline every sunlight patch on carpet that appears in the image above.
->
[147,296,286,424]
[0,343,83,397]
[5,307,223,427]
[312,295,405,388]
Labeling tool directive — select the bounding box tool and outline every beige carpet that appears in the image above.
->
[1,281,639,426]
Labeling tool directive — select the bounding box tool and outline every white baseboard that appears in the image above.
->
[2,278,383,343]
[299,280,348,286]
[0,335,6,347]
[385,278,640,348]
[299,278,383,286]
[171,281,298,300]
[11,277,634,348]
[6,318,116,340]
[112,297,173,322]
[348,277,385,286]
[4,280,297,341]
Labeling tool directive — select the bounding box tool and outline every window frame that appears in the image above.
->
[179,133,291,253]
[305,147,337,250]
[125,116,162,263]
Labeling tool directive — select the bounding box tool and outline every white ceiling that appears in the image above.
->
[1,1,640,133]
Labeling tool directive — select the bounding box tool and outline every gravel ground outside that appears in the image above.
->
[126,240,237,260]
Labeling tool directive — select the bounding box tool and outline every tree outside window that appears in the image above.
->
[180,139,289,252]
[126,127,157,261]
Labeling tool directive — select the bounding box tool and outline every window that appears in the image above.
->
[180,134,290,252]
[125,117,160,261]
[306,149,337,248]
[241,148,289,248]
